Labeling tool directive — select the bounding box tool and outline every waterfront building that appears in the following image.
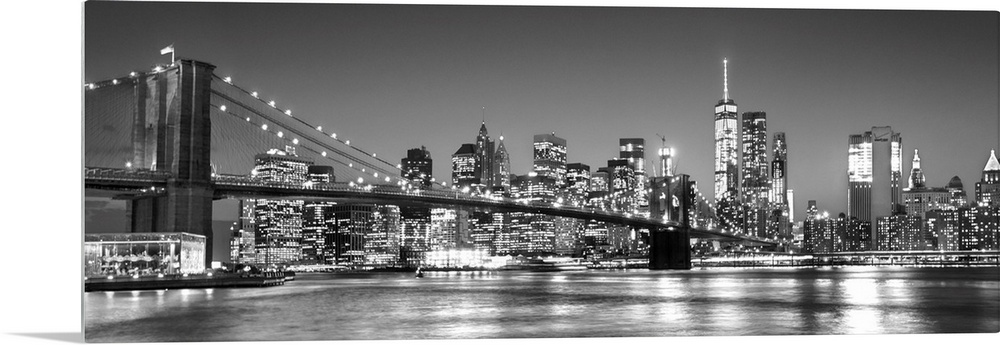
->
[771,133,788,204]
[475,121,496,189]
[326,205,374,268]
[976,149,1000,206]
[365,205,401,268]
[848,126,903,248]
[493,136,512,193]
[429,208,460,251]
[958,206,1000,250]
[85,233,206,277]
[301,165,336,264]
[533,132,568,189]
[401,146,433,188]
[926,209,960,251]
[399,207,431,268]
[875,214,924,251]
[714,59,741,233]
[741,111,770,238]
[452,143,478,189]
[247,148,312,266]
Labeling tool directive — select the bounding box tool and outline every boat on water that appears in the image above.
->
[415,267,424,278]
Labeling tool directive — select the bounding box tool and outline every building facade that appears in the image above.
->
[848,126,903,248]
[401,146,433,188]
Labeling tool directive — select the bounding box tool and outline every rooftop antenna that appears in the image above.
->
[482,106,486,124]
[723,58,729,101]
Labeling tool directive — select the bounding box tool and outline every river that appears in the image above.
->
[84,266,999,342]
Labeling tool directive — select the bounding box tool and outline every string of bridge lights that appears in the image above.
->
[214,74,453,189]
[86,66,764,237]
[212,98,402,186]
[83,65,453,188]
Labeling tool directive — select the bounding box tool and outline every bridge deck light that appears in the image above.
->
[285,109,292,116]
[223,76,232,84]
[246,117,250,122]
[292,138,298,145]
[321,151,327,157]
[317,126,323,131]
[219,105,227,111]
[345,140,351,145]
[261,124,268,130]
[129,72,137,77]
[269,100,276,107]
[331,133,337,139]
[251,91,259,98]
[277,131,283,138]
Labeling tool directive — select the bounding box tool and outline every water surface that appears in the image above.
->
[84,267,1000,342]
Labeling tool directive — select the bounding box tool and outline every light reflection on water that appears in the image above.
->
[85,267,999,342]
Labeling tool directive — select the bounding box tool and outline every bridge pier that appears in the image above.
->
[649,228,691,269]
[648,174,693,270]
[125,59,217,266]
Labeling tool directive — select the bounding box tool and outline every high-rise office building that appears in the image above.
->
[619,138,647,210]
[452,143,478,189]
[741,111,770,237]
[533,132,568,189]
[608,158,636,213]
[493,136,511,193]
[875,214,923,251]
[399,207,431,268]
[327,204,372,267]
[771,133,787,204]
[301,165,336,265]
[366,205,401,267]
[976,149,1000,206]
[714,59,740,233]
[401,146,432,188]
[246,148,313,266]
[475,121,496,189]
[566,163,591,203]
[848,126,903,247]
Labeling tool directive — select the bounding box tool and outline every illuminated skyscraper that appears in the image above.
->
[741,111,769,237]
[302,165,335,265]
[493,135,511,193]
[848,126,903,247]
[771,133,787,204]
[533,132,567,189]
[976,149,1000,206]
[902,150,950,218]
[566,163,591,203]
[401,146,432,188]
[714,59,740,232]
[475,120,496,189]
[246,148,313,266]
[452,143,478,188]
[947,176,969,208]
[658,146,675,178]
[608,158,636,212]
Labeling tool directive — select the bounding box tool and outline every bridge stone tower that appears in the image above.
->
[648,174,692,269]
[127,60,216,265]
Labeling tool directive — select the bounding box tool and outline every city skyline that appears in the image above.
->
[84,3,998,240]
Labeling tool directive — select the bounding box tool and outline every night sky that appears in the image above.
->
[84,3,998,256]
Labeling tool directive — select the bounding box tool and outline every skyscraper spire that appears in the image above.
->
[482,106,486,124]
[723,58,729,101]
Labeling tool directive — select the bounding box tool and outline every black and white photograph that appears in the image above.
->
[3,1,1000,344]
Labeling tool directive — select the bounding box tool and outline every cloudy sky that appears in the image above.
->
[84,3,998,252]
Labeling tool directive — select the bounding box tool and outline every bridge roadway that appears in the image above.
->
[84,167,775,244]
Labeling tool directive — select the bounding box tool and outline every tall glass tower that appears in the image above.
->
[714,59,740,232]
[848,126,902,247]
[533,132,568,189]
[741,111,769,237]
